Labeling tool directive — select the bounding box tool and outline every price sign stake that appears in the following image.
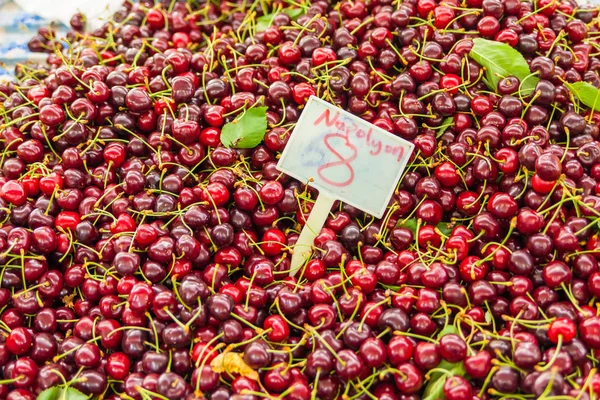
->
[277,96,415,276]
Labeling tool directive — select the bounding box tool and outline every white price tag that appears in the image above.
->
[277,96,414,274]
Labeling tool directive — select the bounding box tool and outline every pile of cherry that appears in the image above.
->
[0,0,600,398]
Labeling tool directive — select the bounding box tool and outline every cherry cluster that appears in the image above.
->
[0,0,597,398]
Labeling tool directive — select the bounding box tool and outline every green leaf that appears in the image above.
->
[469,38,539,95]
[436,117,454,138]
[422,326,466,400]
[256,8,306,32]
[423,360,467,400]
[66,388,88,400]
[256,14,276,32]
[436,324,459,338]
[485,310,493,324]
[566,81,600,112]
[221,107,268,149]
[395,218,418,236]
[37,387,60,400]
[436,222,454,237]
[283,8,305,19]
[37,387,89,400]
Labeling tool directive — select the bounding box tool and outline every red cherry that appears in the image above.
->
[538,0,558,15]
[263,26,283,45]
[278,42,301,65]
[172,32,190,48]
[477,16,500,37]
[146,9,166,29]
[487,192,518,219]
[464,351,492,379]
[39,173,63,196]
[495,29,519,47]
[471,95,493,116]
[55,211,81,232]
[103,142,127,167]
[154,98,175,115]
[0,180,26,206]
[548,318,577,344]
[443,376,472,400]
[6,327,32,355]
[201,182,230,206]
[417,0,436,18]
[259,181,284,205]
[127,282,154,313]
[134,224,158,247]
[39,104,65,126]
[173,118,201,143]
[433,6,455,29]
[11,357,38,388]
[303,259,326,281]
[445,235,469,261]
[350,267,377,294]
[199,127,221,147]
[110,213,137,234]
[263,315,290,342]
[387,336,414,366]
[417,225,441,248]
[532,173,555,194]
[87,81,110,103]
[495,148,519,174]
[204,105,225,127]
[434,161,460,187]
[537,28,556,51]
[292,83,316,105]
[439,74,461,95]
[219,283,243,304]
[394,362,423,394]
[27,85,49,104]
[459,256,488,282]
[580,316,600,349]
[370,27,393,48]
[106,352,131,380]
[311,48,336,66]
[260,228,286,256]
[191,341,218,364]
[21,177,39,197]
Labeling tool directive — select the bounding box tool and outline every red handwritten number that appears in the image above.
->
[317,133,358,187]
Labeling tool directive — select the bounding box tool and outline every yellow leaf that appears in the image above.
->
[211,351,259,381]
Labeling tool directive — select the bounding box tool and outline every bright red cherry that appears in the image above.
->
[548,318,577,344]
[0,180,26,206]
[311,48,336,67]
[259,181,284,205]
[439,74,462,95]
[106,352,131,380]
[172,32,190,48]
[134,224,158,247]
[6,327,32,355]
[278,42,301,65]
[260,228,286,256]
[292,83,316,105]
[531,173,555,194]
[55,211,81,232]
[263,315,290,342]
[39,173,63,196]
[201,182,230,206]
[103,142,127,167]
[433,6,455,29]
[434,161,460,187]
[146,8,166,29]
